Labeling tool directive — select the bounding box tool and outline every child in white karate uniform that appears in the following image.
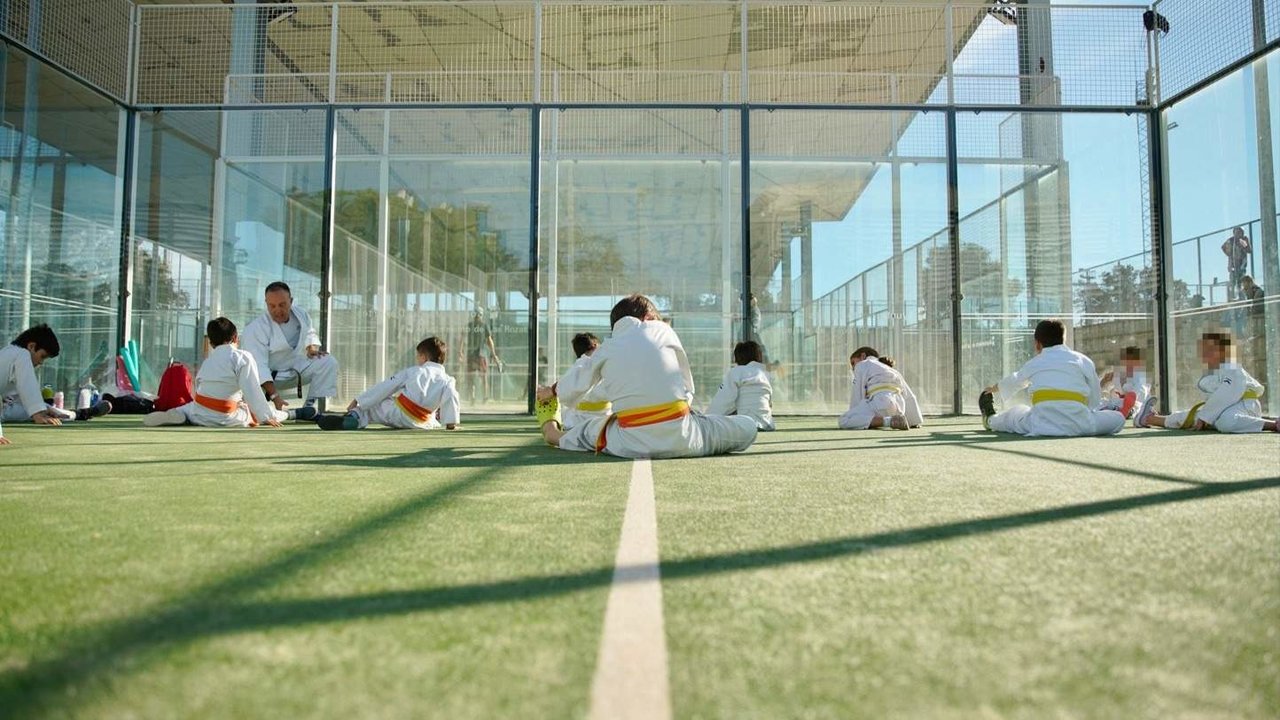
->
[317,336,460,431]
[1135,332,1277,433]
[144,317,307,428]
[1099,346,1150,419]
[555,332,611,431]
[707,341,775,431]
[837,346,924,430]
[1,325,111,442]
[979,320,1125,437]
[535,294,757,459]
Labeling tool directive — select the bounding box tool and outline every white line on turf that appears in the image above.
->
[588,459,672,720]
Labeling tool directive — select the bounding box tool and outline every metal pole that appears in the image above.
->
[1251,0,1280,414]
[376,101,391,381]
[117,110,138,350]
[740,107,752,340]
[526,109,542,414]
[945,109,963,414]
[328,5,339,103]
[319,107,338,356]
[1150,108,1173,412]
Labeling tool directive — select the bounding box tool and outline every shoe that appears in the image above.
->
[1133,396,1158,428]
[317,412,359,431]
[1119,391,1138,419]
[76,399,112,421]
[888,414,909,430]
[978,390,996,430]
[292,406,318,422]
[143,408,186,427]
[535,396,562,430]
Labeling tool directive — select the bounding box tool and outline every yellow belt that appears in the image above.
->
[866,384,901,398]
[1031,389,1088,405]
[576,400,611,412]
[1243,390,1262,400]
[1183,391,1262,429]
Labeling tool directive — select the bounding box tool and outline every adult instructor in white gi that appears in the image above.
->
[241,281,339,412]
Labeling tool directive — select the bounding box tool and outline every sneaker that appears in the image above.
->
[76,399,112,421]
[978,390,996,430]
[143,408,186,427]
[1133,396,1158,428]
[317,412,359,431]
[1119,391,1138,419]
[292,406,318,422]
[888,414,909,430]
[535,395,562,430]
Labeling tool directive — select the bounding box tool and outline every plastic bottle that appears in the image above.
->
[53,391,64,409]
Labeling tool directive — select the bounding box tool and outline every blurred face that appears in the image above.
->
[265,289,293,324]
[1122,357,1143,373]
[1199,339,1225,368]
[416,351,428,365]
[1233,227,1244,238]
[850,353,866,369]
[26,344,49,368]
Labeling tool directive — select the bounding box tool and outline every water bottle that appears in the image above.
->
[77,388,93,411]
[53,391,64,409]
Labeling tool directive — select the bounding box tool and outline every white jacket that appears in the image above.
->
[555,316,694,412]
[240,305,320,376]
[0,344,46,418]
[707,361,775,430]
[846,357,924,427]
[194,343,278,423]
[1194,363,1265,425]
[357,361,461,426]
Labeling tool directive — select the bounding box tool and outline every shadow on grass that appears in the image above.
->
[283,445,625,470]
[960,443,1212,486]
[3,471,1277,716]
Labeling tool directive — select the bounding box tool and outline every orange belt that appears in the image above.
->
[594,400,691,453]
[195,393,239,414]
[195,393,257,427]
[395,393,434,424]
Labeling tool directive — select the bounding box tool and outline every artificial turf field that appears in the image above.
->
[1,415,1277,719]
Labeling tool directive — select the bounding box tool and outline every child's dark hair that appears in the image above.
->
[1034,319,1065,347]
[1201,331,1232,350]
[417,336,447,363]
[206,317,237,347]
[571,332,601,358]
[733,341,764,366]
[850,346,893,368]
[12,324,60,357]
[609,294,658,328]
[1121,346,1142,361]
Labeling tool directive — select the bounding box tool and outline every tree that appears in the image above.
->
[920,243,1024,326]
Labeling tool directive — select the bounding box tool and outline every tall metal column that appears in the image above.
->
[116,111,138,350]
[1251,0,1280,414]
[945,109,963,414]
[1149,109,1173,411]
[318,107,338,355]
[526,109,542,414]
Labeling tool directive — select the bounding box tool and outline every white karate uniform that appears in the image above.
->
[1163,363,1266,433]
[556,354,611,430]
[837,357,924,430]
[240,305,339,401]
[353,362,460,430]
[989,344,1125,437]
[555,317,757,459]
[0,344,75,423]
[165,343,286,427]
[707,361,776,431]
[1101,367,1151,413]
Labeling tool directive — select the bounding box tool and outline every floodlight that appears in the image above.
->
[988,0,1017,26]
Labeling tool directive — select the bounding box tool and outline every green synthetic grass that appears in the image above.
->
[1,416,1277,719]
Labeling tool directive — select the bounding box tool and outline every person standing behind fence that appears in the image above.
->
[1221,226,1252,300]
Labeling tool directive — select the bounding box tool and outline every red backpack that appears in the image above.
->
[154,362,194,411]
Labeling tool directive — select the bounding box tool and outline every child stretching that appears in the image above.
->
[554,332,611,431]
[707,340,775,431]
[837,346,923,430]
[1099,346,1150,419]
[318,336,459,431]
[1,325,111,441]
[144,317,311,428]
[534,294,757,459]
[1134,332,1276,432]
[978,319,1124,437]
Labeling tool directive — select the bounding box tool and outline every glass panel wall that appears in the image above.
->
[1164,49,1280,416]
[538,109,740,407]
[0,46,123,396]
[956,112,1155,412]
[334,109,532,412]
[748,110,951,414]
[132,110,326,396]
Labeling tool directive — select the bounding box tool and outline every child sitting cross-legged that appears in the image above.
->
[317,336,460,431]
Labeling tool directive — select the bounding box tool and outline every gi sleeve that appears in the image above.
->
[1079,355,1103,410]
[237,352,278,423]
[240,318,273,384]
[996,369,1030,406]
[437,376,461,425]
[707,368,738,416]
[358,368,407,409]
[555,355,601,408]
[13,351,47,418]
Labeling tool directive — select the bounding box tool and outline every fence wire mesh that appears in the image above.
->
[1155,0,1280,100]
[0,0,131,100]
